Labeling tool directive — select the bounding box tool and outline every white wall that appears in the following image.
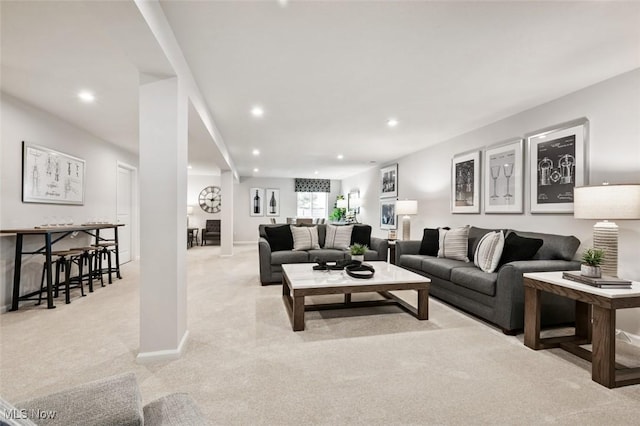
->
[187,174,221,233]
[0,93,138,310]
[233,177,342,243]
[342,69,640,334]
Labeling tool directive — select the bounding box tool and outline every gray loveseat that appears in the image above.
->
[0,372,207,426]
[259,223,388,285]
[396,226,581,334]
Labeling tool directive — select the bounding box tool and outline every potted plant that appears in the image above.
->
[349,243,367,263]
[581,248,604,278]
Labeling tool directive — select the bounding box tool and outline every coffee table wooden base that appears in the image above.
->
[282,274,428,332]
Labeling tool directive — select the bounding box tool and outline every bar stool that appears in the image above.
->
[37,249,86,305]
[71,246,102,292]
[92,242,119,284]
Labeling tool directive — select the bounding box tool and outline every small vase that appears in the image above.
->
[351,254,364,263]
[581,264,602,278]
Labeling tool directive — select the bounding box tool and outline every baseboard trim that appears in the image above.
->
[136,330,189,363]
[234,240,256,245]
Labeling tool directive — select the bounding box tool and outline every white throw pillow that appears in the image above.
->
[290,225,320,251]
[474,231,505,273]
[324,224,354,249]
[437,226,470,262]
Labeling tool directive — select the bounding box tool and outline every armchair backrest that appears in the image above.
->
[205,220,221,232]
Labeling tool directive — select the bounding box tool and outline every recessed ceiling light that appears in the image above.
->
[337,154,344,160]
[251,106,264,117]
[314,170,319,175]
[253,168,259,173]
[387,118,398,127]
[78,91,95,103]
[252,149,260,156]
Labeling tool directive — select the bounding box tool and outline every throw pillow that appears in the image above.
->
[324,224,354,250]
[291,225,320,251]
[419,227,450,256]
[498,232,544,267]
[350,224,372,247]
[264,225,293,252]
[437,226,470,262]
[474,231,505,273]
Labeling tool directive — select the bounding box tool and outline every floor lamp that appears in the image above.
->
[395,200,418,241]
[574,184,640,277]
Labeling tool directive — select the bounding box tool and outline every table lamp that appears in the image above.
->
[395,200,418,240]
[187,205,194,227]
[574,183,640,277]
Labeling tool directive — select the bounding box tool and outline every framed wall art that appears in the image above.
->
[451,150,481,214]
[250,187,264,216]
[380,164,398,198]
[484,138,524,214]
[380,199,397,230]
[527,118,589,214]
[22,142,85,205]
[266,188,280,217]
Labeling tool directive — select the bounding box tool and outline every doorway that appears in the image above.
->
[117,162,136,263]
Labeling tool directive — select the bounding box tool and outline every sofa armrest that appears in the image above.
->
[258,237,273,284]
[16,372,143,426]
[495,259,582,331]
[369,237,388,261]
[395,240,421,263]
[143,393,209,426]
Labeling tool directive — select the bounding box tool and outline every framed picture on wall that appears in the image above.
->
[451,150,481,214]
[380,199,397,230]
[484,138,524,214]
[22,141,85,205]
[380,164,398,198]
[527,118,589,214]
[266,188,280,217]
[249,187,264,216]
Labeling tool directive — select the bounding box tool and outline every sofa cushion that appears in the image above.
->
[362,250,380,261]
[498,232,543,267]
[291,225,320,250]
[399,254,428,271]
[419,227,449,256]
[324,224,353,249]
[265,225,294,252]
[513,230,580,261]
[271,251,309,265]
[421,257,475,281]
[438,226,470,262]
[350,224,372,248]
[474,231,505,273]
[450,267,498,297]
[308,249,346,263]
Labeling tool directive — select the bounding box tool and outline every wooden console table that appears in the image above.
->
[523,271,640,388]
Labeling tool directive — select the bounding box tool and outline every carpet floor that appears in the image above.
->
[2,244,640,425]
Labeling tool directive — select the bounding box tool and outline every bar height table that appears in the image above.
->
[0,224,124,311]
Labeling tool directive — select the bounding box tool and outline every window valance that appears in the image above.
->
[294,178,330,193]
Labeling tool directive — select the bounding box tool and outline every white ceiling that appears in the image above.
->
[2,1,640,180]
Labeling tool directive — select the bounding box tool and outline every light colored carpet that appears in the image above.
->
[2,244,640,425]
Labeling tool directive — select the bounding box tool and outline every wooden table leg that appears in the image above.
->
[592,305,616,388]
[575,301,592,342]
[417,288,428,320]
[292,292,305,332]
[344,293,351,304]
[524,286,541,349]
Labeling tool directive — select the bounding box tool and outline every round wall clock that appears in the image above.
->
[199,186,221,213]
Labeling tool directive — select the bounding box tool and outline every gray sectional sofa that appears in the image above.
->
[258,223,388,285]
[396,226,581,334]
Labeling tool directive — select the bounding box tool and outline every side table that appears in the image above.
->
[523,271,640,388]
[388,240,396,264]
[187,228,198,248]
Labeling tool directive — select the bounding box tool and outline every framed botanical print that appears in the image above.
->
[249,187,264,216]
[451,150,481,214]
[265,188,280,217]
[380,199,397,230]
[484,138,524,214]
[527,118,589,213]
[380,164,398,198]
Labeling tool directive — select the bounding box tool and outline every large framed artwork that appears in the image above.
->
[380,199,397,230]
[451,150,481,214]
[22,142,85,205]
[527,118,589,214]
[250,187,264,216]
[266,188,280,217]
[380,164,398,198]
[484,138,524,214]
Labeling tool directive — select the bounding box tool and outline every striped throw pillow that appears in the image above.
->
[474,231,505,273]
[291,225,320,251]
[437,226,470,262]
[324,224,354,249]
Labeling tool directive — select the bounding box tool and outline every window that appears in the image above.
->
[296,192,327,219]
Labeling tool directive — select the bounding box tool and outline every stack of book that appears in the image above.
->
[562,271,632,289]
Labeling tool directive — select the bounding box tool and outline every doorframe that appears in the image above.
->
[116,161,139,261]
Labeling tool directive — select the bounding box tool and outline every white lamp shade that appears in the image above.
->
[396,200,418,215]
[574,184,640,220]
[336,199,348,208]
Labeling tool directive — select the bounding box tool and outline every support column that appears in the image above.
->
[220,170,234,256]
[138,76,188,361]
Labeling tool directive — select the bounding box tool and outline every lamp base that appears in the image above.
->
[402,216,411,241]
[593,221,618,277]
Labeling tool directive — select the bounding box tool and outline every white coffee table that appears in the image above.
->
[282,261,430,331]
